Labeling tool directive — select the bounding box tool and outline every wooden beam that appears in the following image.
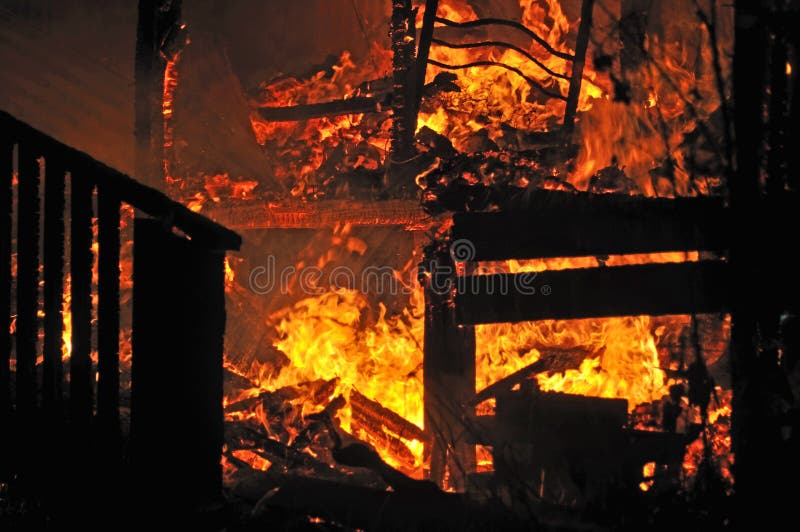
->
[255,95,387,122]
[455,261,729,324]
[451,190,728,261]
[200,199,431,230]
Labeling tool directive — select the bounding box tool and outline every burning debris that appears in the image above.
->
[160,0,740,522]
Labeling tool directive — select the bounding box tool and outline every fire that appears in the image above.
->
[236,287,426,474]
[155,0,734,494]
[418,0,603,148]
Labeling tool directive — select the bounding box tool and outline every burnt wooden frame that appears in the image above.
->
[423,187,730,489]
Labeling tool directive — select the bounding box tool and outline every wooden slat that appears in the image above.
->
[451,190,728,261]
[70,175,94,428]
[455,261,729,324]
[15,143,40,416]
[42,156,66,419]
[97,186,120,436]
[0,138,12,419]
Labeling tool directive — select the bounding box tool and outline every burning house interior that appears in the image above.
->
[0,0,798,529]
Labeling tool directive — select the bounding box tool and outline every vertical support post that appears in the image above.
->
[131,219,225,516]
[562,0,595,139]
[15,145,40,418]
[70,175,94,430]
[766,23,789,195]
[422,245,476,490]
[0,129,13,480]
[42,157,66,421]
[97,187,121,443]
[135,0,182,188]
[730,0,773,526]
[387,0,418,188]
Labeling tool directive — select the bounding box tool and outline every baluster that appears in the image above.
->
[70,174,94,429]
[15,144,41,417]
[97,186,120,441]
[42,157,66,421]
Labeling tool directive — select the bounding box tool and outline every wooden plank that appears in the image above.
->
[97,187,121,438]
[15,143,40,416]
[0,138,12,421]
[42,156,66,420]
[200,199,431,230]
[70,175,94,429]
[455,261,729,324]
[451,190,728,260]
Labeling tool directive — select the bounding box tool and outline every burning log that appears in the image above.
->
[349,389,427,443]
[469,347,599,406]
[225,420,342,479]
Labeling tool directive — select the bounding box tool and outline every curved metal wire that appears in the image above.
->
[426,59,567,101]
[430,37,570,81]
[433,17,575,62]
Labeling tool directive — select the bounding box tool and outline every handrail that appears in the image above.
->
[0,111,241,251]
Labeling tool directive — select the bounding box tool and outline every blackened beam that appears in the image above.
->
[451,190,728,260]
[255,95,390,122]
[455,261,729,325]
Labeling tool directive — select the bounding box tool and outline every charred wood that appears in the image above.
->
[451,189,728,261]
[255,95,389,122]
[469,347,597,406]
[456,261,729,324]
[349,389,427,443]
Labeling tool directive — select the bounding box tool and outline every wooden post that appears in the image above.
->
[0,128,13,480]
[730,0,772,526]
[387,0,418,189]
[130,218,225,515]
[422,246,476,490]
[135,0,182,188]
